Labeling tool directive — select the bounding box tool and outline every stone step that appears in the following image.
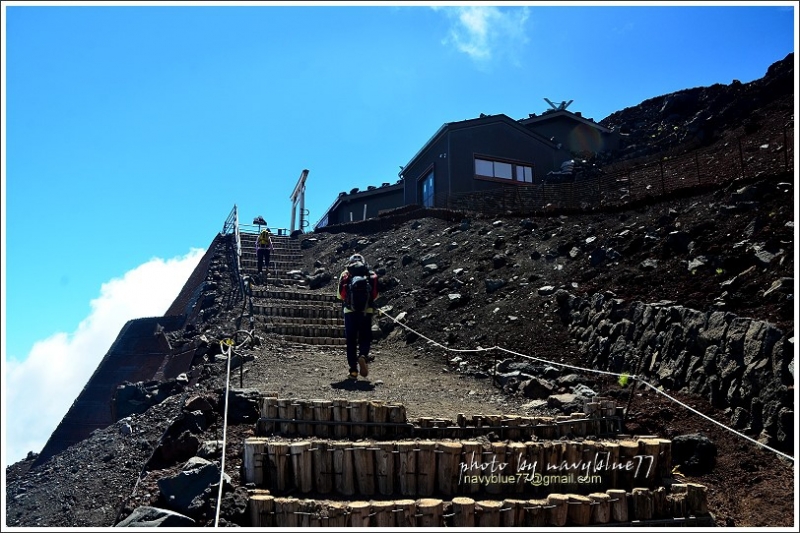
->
[252,304,340,320]
[263,324,344,338]
[262,316,344,327]
[252,288,339,304]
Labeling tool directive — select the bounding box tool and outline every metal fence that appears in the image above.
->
[441,120,794,217]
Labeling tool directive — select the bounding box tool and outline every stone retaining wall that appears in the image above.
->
[555,290,793,451]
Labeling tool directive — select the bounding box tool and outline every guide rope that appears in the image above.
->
[376,308,794,463]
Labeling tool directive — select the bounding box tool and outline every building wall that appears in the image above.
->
[402,124,571,206]
[328,187,405,225]
[448,123,566,192]
[401,134,450,206]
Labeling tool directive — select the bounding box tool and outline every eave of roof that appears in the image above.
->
[322,182,405,220]
[399,114,560,177]
[519,110,614,134]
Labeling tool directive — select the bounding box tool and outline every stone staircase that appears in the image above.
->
[239,232,345,346]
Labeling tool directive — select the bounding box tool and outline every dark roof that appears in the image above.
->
[315,181,404,228]
[399,114,560,177]
[518,109,615,134]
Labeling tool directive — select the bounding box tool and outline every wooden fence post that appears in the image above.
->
[451,497,475,526]
[312,440,333,494]
[417,498,443,527]
[375,442,396,496]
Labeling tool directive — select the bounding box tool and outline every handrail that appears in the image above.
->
[239,223,292,236]
[222,204,238,235]
[221,205,245,297]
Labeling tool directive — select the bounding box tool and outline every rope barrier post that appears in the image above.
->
[492,334,500,389]
[623,355,645,427]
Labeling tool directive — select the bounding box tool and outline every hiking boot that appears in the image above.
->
[348,370,359,380]
[358,356,369,378]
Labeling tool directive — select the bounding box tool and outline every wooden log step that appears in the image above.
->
[247,492,712,527]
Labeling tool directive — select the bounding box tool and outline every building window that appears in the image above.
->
[475,157,533,183]
[420,169,434,207]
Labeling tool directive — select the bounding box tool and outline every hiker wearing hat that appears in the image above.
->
[337,254,379,380]
[256,229,274,278]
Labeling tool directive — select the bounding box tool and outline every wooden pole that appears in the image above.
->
[417,440,437,496]
[375,441,396,496]
[332,441,355,496]
[631,488,653,520]
[476,500,503,527]
[567,494,592,526]
[618,440,640,490]
[667,488,687,517]
[602,441,620,489]
[505,415,521,440]
[506,442,528,494]
[368,400,388,438]
[563,441,582,493]
[371,501,395,527]
[298,499,319,527]
[312,440,333,494]
[657,438,672,480]
[277,399,296,436]
[546,494,569,526]
[248,491,274,527]
[607,488,629,522]
[243,437,268,487]
[297,400,314,437]
[267,441,290,492]
[417,498,443,527]
[261,397,278,435]
[652,486,668,519]
[485,442,507,495]
[460,441,484,494]
[525,499,548,526]
[388,404,408,438]
[312,399,332,438]
[685,483,709,515]
[352,442,376,497]
[396,442,417,496]
[436,442,462,496]
[332,399,349,439]
[393,499,417,527]
[274,497,299,528]
[348,501,371,527]
[349,400,368,439]
[289,441,313,494]
[324,502,347,528]
[589,492,611,524]
[501,499,527,526]
[637,439,661,487]
[451,497,475,527]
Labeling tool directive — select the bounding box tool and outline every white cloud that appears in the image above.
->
[435,6,530,65]
[2,248,205,467]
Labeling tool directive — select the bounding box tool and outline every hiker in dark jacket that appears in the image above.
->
[337,254,378,380]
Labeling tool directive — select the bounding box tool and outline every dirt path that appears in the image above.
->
[240,336,532,421]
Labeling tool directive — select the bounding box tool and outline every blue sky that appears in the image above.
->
[1,2,796,466]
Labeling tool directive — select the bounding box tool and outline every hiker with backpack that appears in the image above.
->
[337,253,379,380]
[256,229,274,278]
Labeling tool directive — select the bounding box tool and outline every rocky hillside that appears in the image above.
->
[4,53,795,528]
[598,52,794,163]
